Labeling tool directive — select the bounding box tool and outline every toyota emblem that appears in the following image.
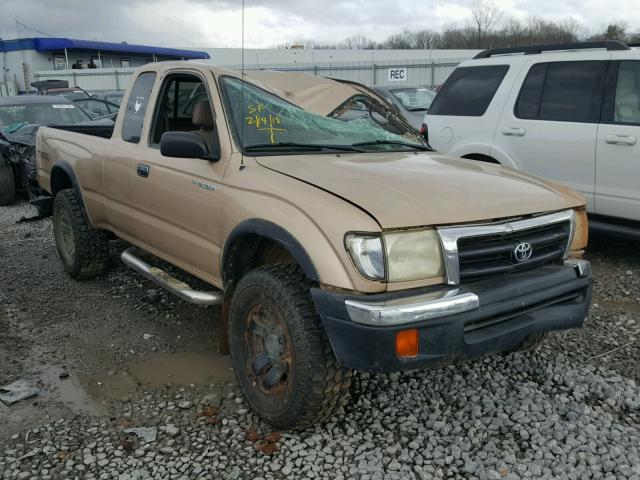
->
[513,242,533,262]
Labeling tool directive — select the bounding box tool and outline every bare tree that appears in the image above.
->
[469,0,502,48]
[588,22,629,42]
[340,34,376,50]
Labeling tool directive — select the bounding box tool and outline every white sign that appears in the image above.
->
[387,67,407,82]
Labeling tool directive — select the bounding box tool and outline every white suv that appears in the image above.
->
[424,41,640,236]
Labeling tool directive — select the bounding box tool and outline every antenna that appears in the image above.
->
[240,0,245,170]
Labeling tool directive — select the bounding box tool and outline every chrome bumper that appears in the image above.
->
[344,259,591,327]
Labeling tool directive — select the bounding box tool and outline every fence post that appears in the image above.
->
[430,62,435,88]
[372,63,376,86]
[115,71,120,90]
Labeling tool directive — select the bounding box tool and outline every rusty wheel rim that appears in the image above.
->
[55,208,75,265]
[244,302,293,396]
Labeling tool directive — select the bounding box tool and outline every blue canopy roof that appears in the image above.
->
[0,37,210,60]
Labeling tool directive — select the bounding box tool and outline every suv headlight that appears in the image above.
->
[345,229,444,282]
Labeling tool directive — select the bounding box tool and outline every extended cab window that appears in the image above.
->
[220,76,423,154]
[150,74,214,146]
[122,72,156,143]
[613,61,640,124]
[515,61,607,123]
[428,65,509,116]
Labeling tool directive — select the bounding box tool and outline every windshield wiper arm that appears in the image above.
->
[245,142,365,153]
[351,139,431,151]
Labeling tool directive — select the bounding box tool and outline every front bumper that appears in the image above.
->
[311,260,592,373]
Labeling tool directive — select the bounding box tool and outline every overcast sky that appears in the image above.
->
[0,0,637,48]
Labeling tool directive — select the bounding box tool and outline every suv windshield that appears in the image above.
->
[221,76,424,154]
[390,87,436,111]
[0,102,91,129]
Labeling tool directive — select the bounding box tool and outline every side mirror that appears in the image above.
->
[160,131,219,161]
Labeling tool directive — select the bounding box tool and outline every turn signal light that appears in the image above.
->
[396,329,419,357]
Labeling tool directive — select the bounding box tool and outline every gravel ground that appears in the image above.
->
[1,201,639,480]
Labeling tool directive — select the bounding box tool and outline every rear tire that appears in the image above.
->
[53,189,110,279]
[0,162,16,206]
[229,264,352,429]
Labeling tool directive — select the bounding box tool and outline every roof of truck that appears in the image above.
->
[244,71,378,116]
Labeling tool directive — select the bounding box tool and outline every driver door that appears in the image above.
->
[130,71,228,281]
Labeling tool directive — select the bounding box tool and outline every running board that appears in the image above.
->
[120,247,224,306]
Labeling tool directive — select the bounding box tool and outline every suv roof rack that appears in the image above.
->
[473,40,630,59]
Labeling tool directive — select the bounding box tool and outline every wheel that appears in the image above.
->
[0,162,15,206]
[53,189,110,279]
[229,264,352,429]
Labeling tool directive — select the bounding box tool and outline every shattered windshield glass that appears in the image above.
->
[220,76,424,154]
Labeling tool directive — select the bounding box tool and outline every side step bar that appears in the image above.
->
[120,247,224,306]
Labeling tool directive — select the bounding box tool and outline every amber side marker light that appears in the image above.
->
[396,329,419,357]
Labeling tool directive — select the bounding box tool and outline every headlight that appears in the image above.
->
[345,229,444,282]
[569,207,588,254]
[345,234,385,280]
[385,229,444,281]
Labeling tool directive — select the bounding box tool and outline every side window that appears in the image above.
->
[613,61,640,124]
[76,99,110,118]
[538,61,606,123]
[122,72,156,143]
[150,74,214,145]
[428,65,509,116]
[515,63,547,119]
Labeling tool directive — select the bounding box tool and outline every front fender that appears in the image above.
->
[223,219,319,282]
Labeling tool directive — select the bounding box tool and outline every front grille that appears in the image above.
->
[457,221,571,281]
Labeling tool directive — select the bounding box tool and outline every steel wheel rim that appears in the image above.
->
[244,302,293,396]
[55,209,75,265]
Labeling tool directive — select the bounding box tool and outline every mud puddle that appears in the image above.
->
[40,366,106,416]
[77,350,234,404]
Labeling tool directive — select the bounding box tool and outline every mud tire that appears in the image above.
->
[0,162,16,206]
[53,189,110,279]
[229,263,352,429]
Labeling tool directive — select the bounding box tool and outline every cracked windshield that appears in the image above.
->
[221,76,424,152]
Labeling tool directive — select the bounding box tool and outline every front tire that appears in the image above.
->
[0,162,16,206]
[229,264,352,429]
[53,189,110,279]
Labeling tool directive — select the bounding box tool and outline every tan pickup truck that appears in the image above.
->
[36,62,592,428]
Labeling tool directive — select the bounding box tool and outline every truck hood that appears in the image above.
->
[255,151,585,229]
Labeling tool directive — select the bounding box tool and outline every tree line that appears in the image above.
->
[278,1,639,50]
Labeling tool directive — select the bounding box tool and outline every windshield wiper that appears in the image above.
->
[245,142,365,153]
[351,139,431,151]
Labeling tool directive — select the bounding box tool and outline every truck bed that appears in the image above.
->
[48,123,114,139]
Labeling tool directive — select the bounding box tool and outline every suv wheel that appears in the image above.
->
[53,189,110,279]
[0,162,16,206]
[229,264,352,429]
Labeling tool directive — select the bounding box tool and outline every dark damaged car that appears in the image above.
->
[0,95,113,205]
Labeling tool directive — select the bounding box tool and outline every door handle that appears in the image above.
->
[605,134,637,146]
[137,164,150,178]
[502,127,526,137]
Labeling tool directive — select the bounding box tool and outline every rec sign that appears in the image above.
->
[387,67,407,82]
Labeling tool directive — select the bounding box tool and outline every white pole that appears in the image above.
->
[64,48,69,69]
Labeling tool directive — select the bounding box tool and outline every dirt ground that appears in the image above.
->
[1,200,638,442]
[0,202,234,439]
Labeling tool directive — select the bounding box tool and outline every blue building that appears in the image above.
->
[0,37,210,94]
